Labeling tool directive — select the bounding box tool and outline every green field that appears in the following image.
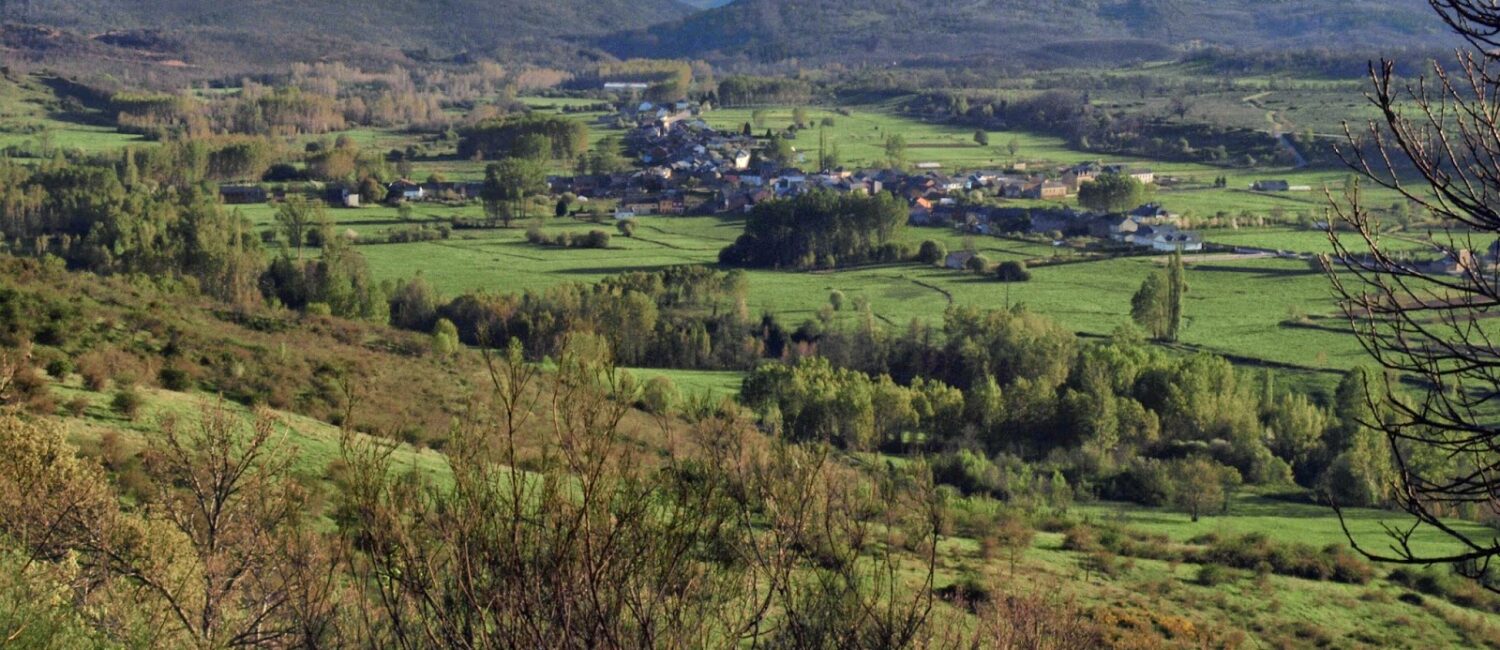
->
[334,211,1365,373]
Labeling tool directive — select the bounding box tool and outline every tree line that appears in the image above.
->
[718,190,910,269]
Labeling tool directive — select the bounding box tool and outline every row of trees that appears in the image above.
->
[739,304,1403,510]
[458,114,589,161]
[718,190,909,269]
[0,154,386,318]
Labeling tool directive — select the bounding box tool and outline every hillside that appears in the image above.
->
[0,0,693,72]
[603,0,1455,66]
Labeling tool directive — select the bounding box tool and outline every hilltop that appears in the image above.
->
[603,0,1454,66]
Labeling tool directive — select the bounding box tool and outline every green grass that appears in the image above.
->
[624,367,745,400]
[52,381,452,483]
[1202,226,1438,254]
[1075,492,1497,560]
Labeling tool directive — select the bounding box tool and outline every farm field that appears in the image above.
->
[330,208,1367,373]
[1201,226,1442,254]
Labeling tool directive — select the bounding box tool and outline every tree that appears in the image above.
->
[992,515,1034,574]
[884,134,908,168]
[1164,250,1186,342]
[1077,173,1145,213]
[482,158,547,227]
[358,176,387,204]
[1130,253,1185,341]
[965,254,990,275]
[616,218,637,238]
[1321,1,1500,582]
[274,195,326,259]
[792,106,810,129]
[974,130,990,147]
[1130,271,1171,340]
[766,134,795,166]
[432,318,460,357]
[917,240,948,265]
[1007,137,1021,160]
[1167,457,1241,522]
[996,260,1031,282]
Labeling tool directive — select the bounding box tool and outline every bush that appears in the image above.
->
[111,387,145,420]
[617,218,638,237]
[640,376,679,415]
[43,356,73,379]
[1196,563,1237,587]
[917,240,948,265]
[78,357,110,392]
[1061,525,1100,553]
[157,366,193,391]
[931,450,1001,496]
[965,254,990,274]
[1192,533,1373,584]
[995,260,1032,282]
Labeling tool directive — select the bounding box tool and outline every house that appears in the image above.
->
[1023,180,1069,200]
[657,195,685,215]
[945,250,977,270]
[604,82,650,91]
[1092,215,1138,240]
[732,150,752,171]
[219,185,268,205]
[326,186,360,209]
[622,197,658,216]
[908,197,935,225]
[1253,180,1291,192]
[1063,162,1103,190]
[1132,225,1203,252]
[613,205,636,220]
[388,180,425,202]
[1029,210,1075,236]
[1105,165,1155,185]
[1130,203,1175,221]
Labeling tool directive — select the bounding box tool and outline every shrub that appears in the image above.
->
[583,230,611,249]
[996,260,1032,282]
[917,240,948,265]
[640,376,679,415]
[1196,563,1236,587]
[965,254,990,274]
[111,387,145,420]
[931,450,1001,496]
[43,356,73,379]
[617,218,637,237]
[78,357,110,392]
[158,366,193,391]
[64,396,91,417]
[1062,525,1100,553]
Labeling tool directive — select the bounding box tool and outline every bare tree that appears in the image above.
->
[91,403,340,648]
[1325,0,1500,587]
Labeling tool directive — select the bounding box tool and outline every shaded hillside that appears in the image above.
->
[603,0,1455,66]
[0,0,694,72]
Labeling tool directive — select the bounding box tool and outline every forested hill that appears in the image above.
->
[602,0,1453,66]
[0,0,692,70]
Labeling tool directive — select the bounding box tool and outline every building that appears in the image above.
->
[220,185,267,205]
[388,180,425,202]
[945,250,977,270]
[1252,180,1291,192]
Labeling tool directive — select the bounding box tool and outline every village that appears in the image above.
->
[212,96,1500,275]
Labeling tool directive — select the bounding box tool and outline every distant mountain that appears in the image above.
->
[0,0,694,70]
[603,0,1455,66]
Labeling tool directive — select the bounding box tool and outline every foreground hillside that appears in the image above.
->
[3,258,1499,647]
[604,0,1452,66]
